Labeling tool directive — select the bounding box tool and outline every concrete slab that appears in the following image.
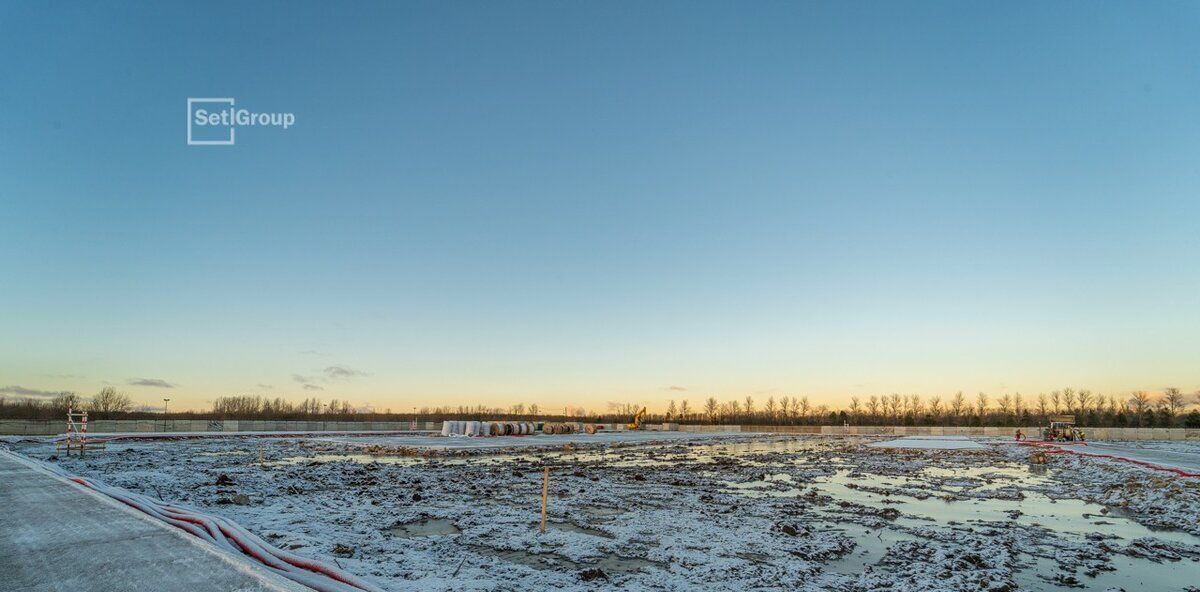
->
[318,429,740,450]
[1075,441,1200,474]
[0,452,310,592]
[867,435,986,450]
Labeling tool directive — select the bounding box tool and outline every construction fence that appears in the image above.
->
[0,419,442,436]
[0,419,1196,441]
[719,424,1200,441]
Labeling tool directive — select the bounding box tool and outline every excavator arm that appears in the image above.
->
[626,407,647,430]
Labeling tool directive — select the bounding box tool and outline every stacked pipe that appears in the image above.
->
[541,422,579,435]
[0,450,384,592]
[439,420,540,437]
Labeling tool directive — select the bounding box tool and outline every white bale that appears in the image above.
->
[441,421,452,437]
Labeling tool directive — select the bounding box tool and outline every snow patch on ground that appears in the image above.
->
[14,435,1200,592]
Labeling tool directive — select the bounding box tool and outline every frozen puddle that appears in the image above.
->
[386,517,461,537]
[548,521,615,538]
[724,466,1200,591]
[471,546,661,574]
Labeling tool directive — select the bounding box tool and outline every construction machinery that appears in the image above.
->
[1043,414,1084,442]
[626,407,647,430]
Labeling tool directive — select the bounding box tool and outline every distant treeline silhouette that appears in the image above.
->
[3,389,1199,428]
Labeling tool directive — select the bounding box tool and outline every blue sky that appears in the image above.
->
[2,1,1198,412]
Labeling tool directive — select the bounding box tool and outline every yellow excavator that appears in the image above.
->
[626,407,647,430]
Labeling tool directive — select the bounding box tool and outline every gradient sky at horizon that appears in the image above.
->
[2,1,1199,413]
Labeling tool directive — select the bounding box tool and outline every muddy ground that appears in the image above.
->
[16,435,1200,591]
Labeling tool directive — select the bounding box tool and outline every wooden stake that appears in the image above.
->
[539,467,549,534]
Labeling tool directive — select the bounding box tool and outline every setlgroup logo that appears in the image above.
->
[187,98,295,145]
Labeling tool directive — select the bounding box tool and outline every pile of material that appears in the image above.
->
[541,422,579,435]
[440,420,541,437]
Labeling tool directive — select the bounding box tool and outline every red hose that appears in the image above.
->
[19,455,384,592]
[1022,442,1200,478]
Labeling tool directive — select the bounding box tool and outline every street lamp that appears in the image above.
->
[163,398,170,432]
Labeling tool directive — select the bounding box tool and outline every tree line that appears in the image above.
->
[2,388,1198,428]
[656,388,1200,428]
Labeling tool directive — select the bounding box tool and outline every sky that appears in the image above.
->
[2,1,1199,413]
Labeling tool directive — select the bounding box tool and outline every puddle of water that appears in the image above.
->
[548,521,615,539]
[576,505,626,519]
[719,466,1200,591]
[386,517,460,537]
[470,546,660,574]
[825,527,918,574]
[472,547,580,571]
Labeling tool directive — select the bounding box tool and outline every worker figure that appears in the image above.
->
[1014,429,1025,441]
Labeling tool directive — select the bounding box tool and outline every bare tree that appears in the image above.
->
[997,394,1012,417]
[744,396,755,419]
[1062,388,1076,415]
[778,396,792,419]
[764,396,777,420]
[886,393,903,420]
[665,400,676,420]
[951,392,966,417]
[928,395,942,419]
[1129,391,1152,426]
[975,392,989,417]
[1163,387,1185,415]
[867,395,880,419]
[50,392,81,413]
[1076,390,1092,415]
[1050,391,1061,414]
[678,400,692,421]
[798,396,812,421]
[908,394,923,418]
[91,387,132,414]
[704,397,719,424]
[849,396,861,420]
[1037,393,1048,417]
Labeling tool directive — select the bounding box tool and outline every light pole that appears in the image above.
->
[163,398,170,432]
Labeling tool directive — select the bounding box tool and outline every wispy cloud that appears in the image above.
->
[666,385,688,392]
[324,365,368,380]
[257,383,273,390]
[0,385,66,400]
[300,349,328,357]
[128,378,175,388]
[292,374,324,391]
